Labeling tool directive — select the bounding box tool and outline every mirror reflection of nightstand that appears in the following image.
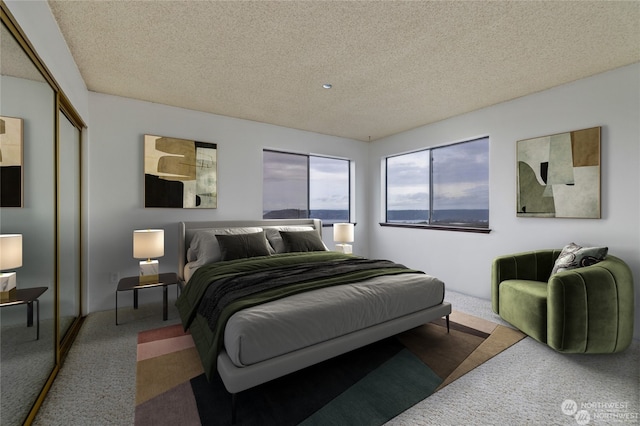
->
[0,287,48,340]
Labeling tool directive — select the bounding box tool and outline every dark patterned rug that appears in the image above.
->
[135,311,525,425]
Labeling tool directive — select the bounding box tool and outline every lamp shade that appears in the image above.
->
[333,223,354,243]
[133,229,164,259]
[0,234,22,270]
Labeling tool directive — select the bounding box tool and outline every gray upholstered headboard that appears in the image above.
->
[178,218,323,281]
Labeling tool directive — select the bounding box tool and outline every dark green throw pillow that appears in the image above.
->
[216,231,271,261]
[279,230,327,252]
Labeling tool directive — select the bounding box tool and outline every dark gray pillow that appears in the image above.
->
[279,230,326,252]
[551,242,608,275]
[216,232,271,261]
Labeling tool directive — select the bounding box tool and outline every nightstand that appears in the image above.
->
[115,272,179,325]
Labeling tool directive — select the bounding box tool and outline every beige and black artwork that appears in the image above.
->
[144,135,217,208]
[517,127,601,218]
[0,116,23,207]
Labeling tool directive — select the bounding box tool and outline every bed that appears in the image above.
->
[176,219,452,421]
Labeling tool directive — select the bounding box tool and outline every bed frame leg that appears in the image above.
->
[231,393,237,425]
[446,314,450,333]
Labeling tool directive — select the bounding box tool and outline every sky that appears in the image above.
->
[386,149,430,210]
[309,156,349,210]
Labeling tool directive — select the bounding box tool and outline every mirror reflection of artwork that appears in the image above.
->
[517,127,600,218]
[144,135,217,208]
[0,116,23,207]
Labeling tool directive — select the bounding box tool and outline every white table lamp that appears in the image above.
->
[333,223,354,254]
[133,229,164,283]
[0,234,22,300]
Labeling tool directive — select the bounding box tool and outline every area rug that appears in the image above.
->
[135,311,525,426]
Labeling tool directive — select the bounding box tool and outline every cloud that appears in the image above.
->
[433,181,489,209]
[432,138,489,184]
[310,193,350,209]
[387,190,429,210]
[386,150,429,186]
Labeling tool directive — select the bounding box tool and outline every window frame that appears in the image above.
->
[382,137,491,234]
[263,149,353,226]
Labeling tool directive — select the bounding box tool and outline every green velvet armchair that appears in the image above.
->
[491,250,634,353]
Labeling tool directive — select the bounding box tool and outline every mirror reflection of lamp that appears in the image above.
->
[133,229,164,284]
[0,234,22,301]
[333,223,354,254]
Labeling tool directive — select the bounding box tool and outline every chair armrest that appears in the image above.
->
[491,250,560,313]
[547,255,634,353]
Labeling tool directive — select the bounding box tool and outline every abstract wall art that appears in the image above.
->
[517,126,601,218]
[0,116,23,207]
[144,135,217,208]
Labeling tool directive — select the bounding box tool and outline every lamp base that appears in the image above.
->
[0,272,17,301]
[335,244,353,254]
[139,260,159,284]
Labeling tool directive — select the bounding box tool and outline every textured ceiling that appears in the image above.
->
[47,1,640,142]
[1,22,46,83]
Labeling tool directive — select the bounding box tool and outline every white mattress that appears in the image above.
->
[223,273,444,367]
[184,262,198,282]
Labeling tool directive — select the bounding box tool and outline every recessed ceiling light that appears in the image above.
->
[322,83,332,89]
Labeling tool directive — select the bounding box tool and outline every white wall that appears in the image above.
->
[369,63,640,339]
[85,93,370,313]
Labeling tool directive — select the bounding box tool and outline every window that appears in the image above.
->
[385,137,489,230]
[263,150,351,224]
[386,150,430,223]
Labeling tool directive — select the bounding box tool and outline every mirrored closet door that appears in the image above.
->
[1,5,85,424]
[0,18,57,425]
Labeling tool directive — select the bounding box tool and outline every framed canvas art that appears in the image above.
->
[517,126,600,218]
[144,135,217,208]
[0,116,23,207]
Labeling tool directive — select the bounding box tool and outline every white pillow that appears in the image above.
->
[551,242,608,275]
[186,227,265,264]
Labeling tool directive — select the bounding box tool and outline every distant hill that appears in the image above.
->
[263,209,308,219]
[263,209,349,222]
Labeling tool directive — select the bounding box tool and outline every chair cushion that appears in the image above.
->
[499,280,548,344]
